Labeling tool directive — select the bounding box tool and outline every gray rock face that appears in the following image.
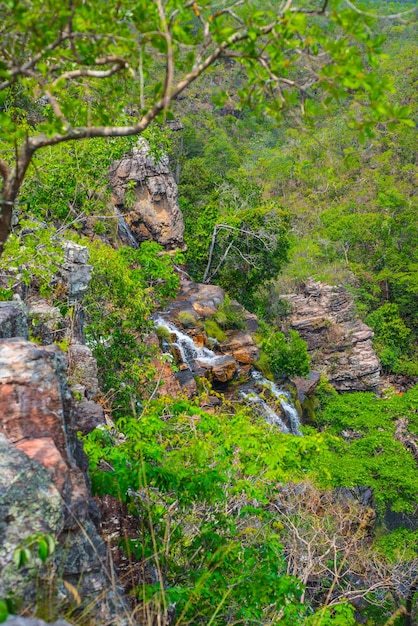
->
[27,300,67,345]
[0,434,63,599]
[109,139,185,250]
[0,339,128,623]
[0,302,28,339]
[67,343,99,400]
[281,281,380,392]
[59,241,92,304]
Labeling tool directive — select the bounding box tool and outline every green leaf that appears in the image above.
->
[0,600,9,623]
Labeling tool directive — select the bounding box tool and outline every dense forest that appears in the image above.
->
[0,1,417,625]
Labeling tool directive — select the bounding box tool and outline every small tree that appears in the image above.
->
[0,0,410,255]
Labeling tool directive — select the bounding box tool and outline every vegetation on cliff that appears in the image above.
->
[0,0,417,624]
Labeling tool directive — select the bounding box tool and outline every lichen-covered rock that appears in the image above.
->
[110,139,185,250]
[0,339,129,622]
[67,343,99,400]
[281,281,380,392]
[27,300,67,345]
[0,434,63,599]
[0,302,28,339]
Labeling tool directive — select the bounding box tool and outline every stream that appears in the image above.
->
[155,316,302,435]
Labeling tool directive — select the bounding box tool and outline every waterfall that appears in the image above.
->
[154,316,216,370]
[154,317,302,436]
[250,371,303,436]
[115,207,139,249]
[240,391,290,433]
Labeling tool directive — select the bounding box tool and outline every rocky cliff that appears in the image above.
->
[281,280,380,392]
[0,243,128,623]
[110,139,185,250]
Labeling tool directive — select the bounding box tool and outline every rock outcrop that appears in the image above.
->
[281,281,380,392]
[156,281,260,390]
[0,336,126,621]
[110,139,185,250]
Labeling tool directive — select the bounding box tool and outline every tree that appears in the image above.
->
[0,0,412,255]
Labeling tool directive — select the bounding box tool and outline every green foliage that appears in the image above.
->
[366,303,417,374]
[13,533,55,568]
[84,396,338,624]
[19,136,136,225]
[314,386,418,513]
[0,220,63,298]
[84,383,418,623]
[203,319,227,343]
[176,310,198,328]
[375,528,418,564]
[213,294,246,331]
[0,533,55,624]
[262,329,310,378]
[84,239,180,416]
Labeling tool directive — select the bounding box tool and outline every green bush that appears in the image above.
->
[262,329,310,378]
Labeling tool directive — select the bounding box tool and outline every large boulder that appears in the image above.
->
[0,338,126,622]
[110,139,185,250]
[280,281,380,392]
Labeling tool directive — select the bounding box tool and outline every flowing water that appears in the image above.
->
[246,370,302,436]
[115,207,139,249]
[154,317,302,435]
[154,316,216,370]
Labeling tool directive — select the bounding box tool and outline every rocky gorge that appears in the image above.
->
[2,139,411,625]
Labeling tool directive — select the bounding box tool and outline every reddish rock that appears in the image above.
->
[209,356,237,383]
[221,331,259,365]
[15,437,70,494]
[0,339,71,459]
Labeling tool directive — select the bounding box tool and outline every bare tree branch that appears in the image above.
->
[344,0,417,20]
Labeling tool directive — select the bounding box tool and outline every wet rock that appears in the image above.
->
[0,302,28,339]
[207,355,237,383]
[281,281,380,392]
[110,139,185,250]
[174,369,198,396]
[291,371,321,403]
[220,331,259,365]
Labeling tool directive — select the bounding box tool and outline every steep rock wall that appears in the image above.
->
[281,281,380,392]
[110,139,185,250]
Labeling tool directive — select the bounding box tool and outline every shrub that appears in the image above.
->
[262,330,310,378]
[203,319,227,342]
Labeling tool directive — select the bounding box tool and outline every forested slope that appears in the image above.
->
[0,1,417,624]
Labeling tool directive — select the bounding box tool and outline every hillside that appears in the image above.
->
[0,1,417,625]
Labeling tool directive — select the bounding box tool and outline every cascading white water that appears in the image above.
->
[154,317,302,436]
[154,316,216,370]
[240,391,290,433]
[250,370,302,436]
[115,207,139,249]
